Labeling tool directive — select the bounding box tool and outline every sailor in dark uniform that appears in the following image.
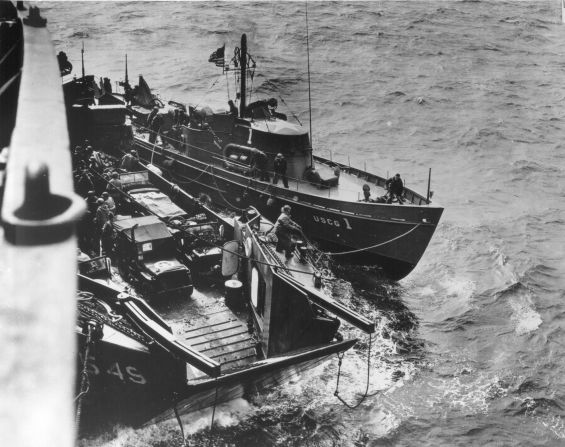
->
[274,205,302,259]
[228,100,238,117]
[253,150,270,182]
[146,106,159,128]
[149,112,163,144]
[385,173,405,204]
[360,184,374,202]
[273,153,289,188]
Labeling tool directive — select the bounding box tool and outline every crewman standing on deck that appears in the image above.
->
[273,153,289,188]
[385,173,405,204]
[148,109,163,144]
[359,184,374,202]
[274,205,302,259]
[253,150,270,182]
[146,106,159,127]
[228,100,238,117]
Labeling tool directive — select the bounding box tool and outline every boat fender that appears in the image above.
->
[146,163,163,176]
[162,158,175,169]
[266,196,276,207]
[170,184,181,197]
[219,224,225,238]
[77,291,95,301]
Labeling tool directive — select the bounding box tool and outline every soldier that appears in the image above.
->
[107,172,122,205]
[101,191,116,215]
[85,190,99,215]
[120,149,139,171]
[94,198,110,232]
[100,213,115,258]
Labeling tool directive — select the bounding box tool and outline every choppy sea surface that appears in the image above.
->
[44,1,565,446]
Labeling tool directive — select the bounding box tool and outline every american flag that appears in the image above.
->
[208,45,225,68]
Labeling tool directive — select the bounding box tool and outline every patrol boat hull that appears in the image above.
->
[132,138,442,280]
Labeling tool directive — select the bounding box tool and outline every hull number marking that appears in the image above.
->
[313,215,353,230]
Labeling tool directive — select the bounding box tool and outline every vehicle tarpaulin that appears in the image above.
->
[113,215,171,242]
[130,190,186,219]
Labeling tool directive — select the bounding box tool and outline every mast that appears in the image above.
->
[239,33,247,117]
[305,1,314,166]
[81,41,85,78]
[125,53,129,85]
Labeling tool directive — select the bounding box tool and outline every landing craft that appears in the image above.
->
[74,191,376,432]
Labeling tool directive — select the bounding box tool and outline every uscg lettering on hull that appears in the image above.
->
[313,215,353,230]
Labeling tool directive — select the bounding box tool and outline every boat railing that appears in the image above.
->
[1,5,85,446]
[313,153,431,206]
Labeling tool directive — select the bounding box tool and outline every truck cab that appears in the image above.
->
[112,215,193,299]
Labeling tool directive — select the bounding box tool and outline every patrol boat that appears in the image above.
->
[123,34,443,280]
[75,206,375,433]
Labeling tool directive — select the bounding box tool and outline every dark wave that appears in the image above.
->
[68,31,89,39]
[130,28,154,36]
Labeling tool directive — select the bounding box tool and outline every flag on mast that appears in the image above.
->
[208,44,225,68]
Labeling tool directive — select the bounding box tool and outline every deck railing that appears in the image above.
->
[0,5,84,446]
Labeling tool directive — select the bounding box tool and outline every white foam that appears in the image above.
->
[510,297,542,335]
[177,398,254,435]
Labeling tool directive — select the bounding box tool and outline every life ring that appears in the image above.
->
[77,291,95,301]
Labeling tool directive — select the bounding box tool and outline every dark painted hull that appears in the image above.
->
[132,139,443,280]
[76,276,359,433]
[146,340,356,426]
[76,331,186,433]
[78,328,355,432]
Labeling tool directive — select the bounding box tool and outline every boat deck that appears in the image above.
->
[254,219,324,287]
[136,133,400,204]
[152,286,259,381]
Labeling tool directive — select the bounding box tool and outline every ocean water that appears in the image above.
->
[44,1,565,446]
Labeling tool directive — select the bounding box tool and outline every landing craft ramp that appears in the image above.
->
[153,287,259,381]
